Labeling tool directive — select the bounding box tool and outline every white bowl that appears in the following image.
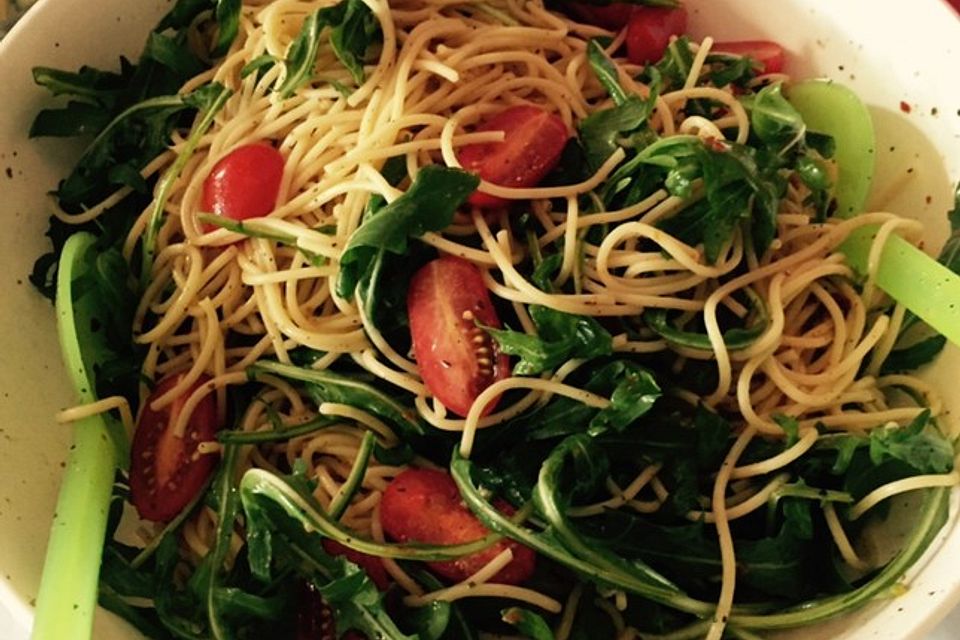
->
[1,0,959,638]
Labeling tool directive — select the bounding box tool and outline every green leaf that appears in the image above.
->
[486,308,613,376]
[502,607,555,640]
[144,32,205,78]
[250,360,425,439]
[329,0,381,85]
[773,414,800,447]
[240,54,279,80]
[651,36,694,90]
[336,165,479,298]
[643,288,768,351]
[580,41,661,171]
[588,366,661,435]
[213,0,242,57]
[868,409,953,474]
[949,179,960,233]
[745,82,805,151]
[277,0,381,98]
[881,335,947,374]
[586,39,628,105]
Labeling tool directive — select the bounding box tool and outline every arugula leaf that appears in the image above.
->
[336,165,479,298]
[278,0,381,97]
[241,54,279,80]
[329,0,381,84]
[486,306,613,376]
[142,84,234,280]
[651,36,694,90]
[705,53,758,88]
[657,141,780,260]
[241,478,418,639]
[213,0,242,56]
[250,360,425,439]
[773,414,800,447]
[643,288,768,351]
[581,41,661,171]
[868,410,953,474]
[502,607,555,639]
[744,82,806,151]
[881,335,948,374]
[588,365,661,435]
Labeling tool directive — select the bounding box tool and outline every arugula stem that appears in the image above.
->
[141,85,233,285]
[328,431,375,520]
[731,487,949,629]
[217,414,340,444]
[240,468,504,561]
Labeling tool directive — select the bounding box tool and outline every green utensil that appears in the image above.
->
[788,80,960,346]
[32,232,122,640]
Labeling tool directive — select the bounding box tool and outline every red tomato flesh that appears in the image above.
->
[201,143,284,224]
[407,256,509,417]
[296,582,365,640]
[457,105,569,208]
[566,2,634,30]
[379,468,536,584]
[322,539,391,590]
[711,40,786,74]
[625,7,688,65]
[129,374,218,522]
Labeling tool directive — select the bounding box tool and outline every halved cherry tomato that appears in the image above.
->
[380,468,536,584]
[322,539,391,591]
[457,105,569,208]
[566,2,634,30]
[296,582,365,640]
[201,142,284,223]
[625,7,688,65]
[129,374,218,522]
[712,40,786,74]
[408,256,510,417]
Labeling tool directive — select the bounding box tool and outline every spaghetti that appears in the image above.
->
[43,0,959,637]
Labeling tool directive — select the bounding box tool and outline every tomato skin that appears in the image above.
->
[129,374,218,523]
[296,582,366,640]
[407,256,509,417]
[322,539,391,591]
[201,143,284,224]
[566,2,634,29]
[712,40,786,74]
[625,7,688,65]
[457,106,569,208]
[379,468,536,584]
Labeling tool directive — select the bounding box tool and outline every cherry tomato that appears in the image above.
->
[457,105,569,208]
[566,2,634,29]
[407,256,509,417]
[296,582,365,640]
[712,40,786,74]
[129,374,218,522]
[201,143,284,223]
[625,7,688,65]
[322,539,391,590]
[380,468,536,584]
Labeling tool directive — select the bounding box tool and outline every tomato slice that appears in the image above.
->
[566,2,635,30]
[457,105,569,208]
[296,582,365,640]
[379,468,536,584]
[625,7,688,65]
[712,40,786,74]
[322,539,391,590]
[201,142,284,223]
[129,374,218,522]
[407,256,509,417]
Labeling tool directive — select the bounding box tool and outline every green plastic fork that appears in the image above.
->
[32,232,123,640]
[788,80,960,347]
